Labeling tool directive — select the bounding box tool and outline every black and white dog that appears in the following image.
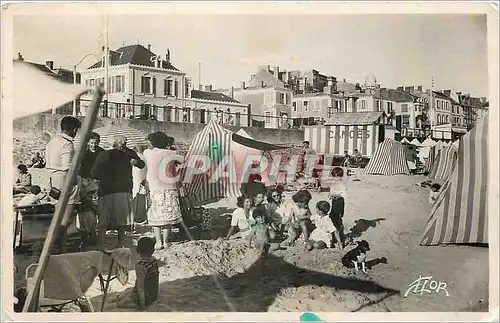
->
[342,240,370,273]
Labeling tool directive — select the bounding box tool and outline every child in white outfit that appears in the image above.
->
[428,183,441,205]
[307,201,343,251]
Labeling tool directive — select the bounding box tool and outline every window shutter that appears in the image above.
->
[141,76,145,93]
[121,75,125,92]
[174,80,178,97]
[164,79,167,95]
[153,77,157,95]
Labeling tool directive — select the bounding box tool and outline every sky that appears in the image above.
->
[13,14,489,97]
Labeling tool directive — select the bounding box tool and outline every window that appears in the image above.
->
[174,80,179,97]
[304,101,309,112]
[141,76,151,94]
[185,80,189,98]
[279,93,285,104]
[376,100,381,112]
[315,100,320,111]
[387,102,393,113]
[328,106,335,117]
[89,79,95,87]
[292,102,297,112]
[152,77,157,95]
[401,104,408,113]
[265,112,271,123]
[359,100,367,110]
[116,75,122,92]
[164,79,172,96]
[287,93,292,105]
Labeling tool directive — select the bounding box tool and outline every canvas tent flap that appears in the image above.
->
[231,133,285,151]
[421,115,488,246]
[364,138,410,175]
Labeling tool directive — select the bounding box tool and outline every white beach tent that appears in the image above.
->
[364,138,410,175]
[421,115,489,246]
[400,137,411,144]
[410,138,421,146]
[421,138,438,173]
[452,139,460,149]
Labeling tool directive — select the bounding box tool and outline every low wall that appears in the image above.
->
[13,113,304,145]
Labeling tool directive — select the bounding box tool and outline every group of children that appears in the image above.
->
[226,167,348,257]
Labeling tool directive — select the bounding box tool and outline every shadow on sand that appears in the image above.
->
[94,254,400,312]
[347,218,386,240]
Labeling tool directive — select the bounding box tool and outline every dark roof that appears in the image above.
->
[88,45,179,70]
[191,90,241,104]
[380,88,414,102]
[20,61,76,83]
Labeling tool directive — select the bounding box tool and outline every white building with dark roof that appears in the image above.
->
[80,44,248,124]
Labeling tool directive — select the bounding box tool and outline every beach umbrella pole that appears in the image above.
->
[22,86,105,312]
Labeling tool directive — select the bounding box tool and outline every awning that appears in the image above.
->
[452,127,468,134]
[231,133,286,151]
[323,111,385,126]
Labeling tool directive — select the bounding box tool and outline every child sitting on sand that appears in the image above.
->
[284,190,313,246]
[118,236,159,311]
[226,195,255,239]
[428,183,441,205]
[307,201,343,251]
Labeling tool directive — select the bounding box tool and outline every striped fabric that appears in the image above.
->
[304,124,379,156]
[428,145,459,181]
[74,126,148,150]
[182,120,241,204]
[421,115,488,246]
[364,138,410,175]
[423,146,436,173]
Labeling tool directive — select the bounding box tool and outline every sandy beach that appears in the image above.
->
[13,164,488,312]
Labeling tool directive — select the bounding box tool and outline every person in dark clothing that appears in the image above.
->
[79,132,104,179]
[91,135,145,250]
[30,152,46,168]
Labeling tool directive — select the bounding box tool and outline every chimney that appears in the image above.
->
[481,97,487,104]
[397,86,404,91]
[342,78,346,83]
[241,81,246,89]
[231,86,234,99]
[443,89,451,97]
[409,86,415,93]
[155,55,161,68]
[273,66,280,78]
[324,85,332,94]
[404,86,410,93]
[261,80,266,88]
[166,48,170,64]
[417,85,423,92]
[205,85,213,92]
[46,61,54,70]
[147,44,152,51]
[16,52,24,61]
[198,85,203,91]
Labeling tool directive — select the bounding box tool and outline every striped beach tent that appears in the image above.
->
[420,138,437,172]
[74,125,148,150]
[364,138,410,175]
[182,120,238,204]
[428,145,459,181]
[421,115,488,246]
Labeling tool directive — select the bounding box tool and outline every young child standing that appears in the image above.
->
[118,237,159,310]
[327,167,348,247]
[247,211,271,257]
[428,183,441,205]
[307,201,343,251]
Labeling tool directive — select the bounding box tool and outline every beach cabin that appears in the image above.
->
[303,112,391,159]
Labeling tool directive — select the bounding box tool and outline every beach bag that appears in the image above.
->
[179,194,197,226]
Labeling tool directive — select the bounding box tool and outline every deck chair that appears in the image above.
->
[26,263,95,312]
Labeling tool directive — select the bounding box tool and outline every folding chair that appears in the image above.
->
[26,263,95,312]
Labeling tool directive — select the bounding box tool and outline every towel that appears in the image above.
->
[109,248,132,285]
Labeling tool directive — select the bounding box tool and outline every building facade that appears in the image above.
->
[232,65,293,128]
[456,92,488,130]
[80,44,246,123]
[291,92,345,126]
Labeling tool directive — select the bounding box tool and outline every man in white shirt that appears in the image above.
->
[45,116,81,254]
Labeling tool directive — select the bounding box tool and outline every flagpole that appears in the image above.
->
[104,14,109,105]
[429,76,434,138]
[22,85,105,312]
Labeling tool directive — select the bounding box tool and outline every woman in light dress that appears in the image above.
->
[143,132,184,250]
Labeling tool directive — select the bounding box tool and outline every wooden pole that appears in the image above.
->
[22,85,105,312]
